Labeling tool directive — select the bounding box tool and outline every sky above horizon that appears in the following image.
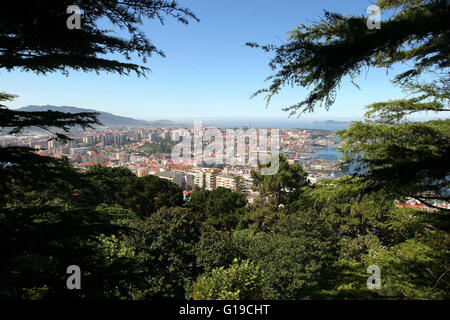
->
[1,0,445,121]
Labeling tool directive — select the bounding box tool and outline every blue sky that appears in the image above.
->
[0,0,439,121]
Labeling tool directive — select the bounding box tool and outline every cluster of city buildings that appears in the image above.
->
[3,125,448,209]
[0,126,348,203]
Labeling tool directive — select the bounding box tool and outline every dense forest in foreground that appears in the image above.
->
[0,154,448,299]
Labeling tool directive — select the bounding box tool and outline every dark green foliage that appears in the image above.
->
[0,1,198,76]
[338,119,450,210]
[85,165,183,217]
[193,259,267,300]
[237,200,283,233]
[188,187,248,230]
[126,175,183,218]
[0,203,136,299]
[251,155,309,209]
[187,188,211,221]
[0,158,185,299]
[195,226,241,272]
[84,165,137,206]
[127,207,201,299]
[317,259,383,300]
[299,178,397,243]
[0,158,139,299]
[204,187,247,230]
[233,176,245,193]
[238,155,309,232]
[367,232,450,299]
[243,214,337,299]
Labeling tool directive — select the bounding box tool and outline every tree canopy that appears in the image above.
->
[244,0,449,299]
[247,0,449,116]
[0,0,199,299]
[0,0,198,76]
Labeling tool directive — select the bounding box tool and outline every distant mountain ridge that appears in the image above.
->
[16,105,174,127]
[14,105,351,130]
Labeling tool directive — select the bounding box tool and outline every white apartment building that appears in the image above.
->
[216,174,236,190]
